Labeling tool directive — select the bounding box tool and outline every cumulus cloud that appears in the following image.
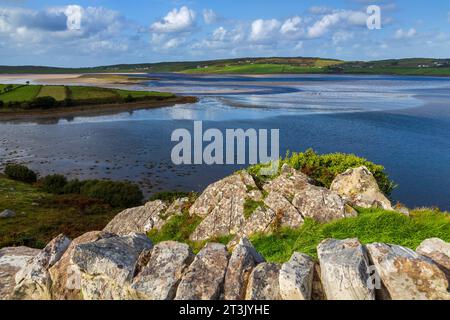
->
[394,28,417,39]
[307,11,367,38]
[151,6,196,33]
[280,16,302,34]
[249,19,281,42]
[203,9,217,25]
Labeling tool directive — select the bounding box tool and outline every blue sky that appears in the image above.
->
[0,0,449,67]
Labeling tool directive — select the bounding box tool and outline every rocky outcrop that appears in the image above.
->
[366,243,450,300]
[245,263,281,300]
[12,234,71,300]
[317,238,375,300]
[330,166,393,210]
[416,238,450,280]
[132,241,194,300]
[224,238,264,300]
[175,243,230,300]
[0,246,40,299]
[279,252,315,300]
[71,233,153,300]
[0,209,16,218]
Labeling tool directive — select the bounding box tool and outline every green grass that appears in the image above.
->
[0,85,41,103]
[68,86,120,100]
[37,85,67,101]
[182,64,325,74]
[250,208,450,262]
[244,199,265,219]
[115,89,174,99]
[0,175,121,248]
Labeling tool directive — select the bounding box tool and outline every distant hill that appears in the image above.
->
[1,57,450,76]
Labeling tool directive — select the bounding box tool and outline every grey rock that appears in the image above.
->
[175,243,229,300]
[416,238,450,280]
[132,241,194,300]
[0,209,16,218]
[245,263,281,300]
[279,252,315,300]
[317,238,375,300]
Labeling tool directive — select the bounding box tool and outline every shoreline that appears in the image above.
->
[0,96,197,122]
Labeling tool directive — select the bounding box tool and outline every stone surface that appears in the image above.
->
[175,243,229,300]
[263,191,304,228]
[12,234,71,300]
[48,231,107,300]
[0,247,40,300]
[72,233,153,300]
[317,238,375,300]
[224,238,264,300]
[245,263,281,300]
[279,252,315,300]
[132,241,194,300]
[330,166,393,210]
[367,243,450,300]
[103,200,168,236]
[0,209,16,218]
[189,172,261,241]
[416,238,450,279]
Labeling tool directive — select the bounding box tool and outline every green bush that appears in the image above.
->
[41,174,68,194]
[149,191,193,202]
[62,179,86,194]
[124,94,135,103]
[4,164,37,183]
[80,180,143,208]
[32,96,58,109]
[0,100,3,108]
[248,149,395,195]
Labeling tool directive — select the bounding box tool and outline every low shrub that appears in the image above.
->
[62,179,86,194]
[80,180,143,208]
[31,96,58,109]
[4,164,37,183]
[41,174,68,194]
[149,191,193,202]
[0,100,3,108]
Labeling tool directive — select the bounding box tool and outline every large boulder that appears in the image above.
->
[132,241,194,300]
[0,209,16,218]
[175,243,229,300]
[103,200,168,236]
[71,233,153,300]
[48,231,108,300]
[317,238,375,300]
[224,238,264,300]
[279,252,315,300]
[12,234,71,300]
[0,247,40,300]
[189,172,262,241]
[330,166,393,210]
[416,238,450,280]
[366,243,450,300]
[245,263,281,300]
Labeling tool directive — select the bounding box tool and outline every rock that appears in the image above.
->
[416,238,450,279]
[12,234,71,300]
[263,191,304,228]
[72,233,153,300]
[245,263,281,300]
[292,185,357,223]
[330,166,393,210]
[189,172,261,241]
[132,241,194,300]
[367,243,450,300]
[263,167,311,197]
[103,200,167,236]
[311,264,326,300]
[48,231,108,300]
[317,238,375,300]
[0,247,40,300]
[279,252,315,300]
[224,238,264,300]
[0,209,16,218]
[175,243,229,300]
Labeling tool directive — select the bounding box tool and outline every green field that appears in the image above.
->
[69,86,119,100]
[116,89,174,98]
[36,85,67,101]
[0,85,42,103]
[183,64,326,74]
[0,175,120,248]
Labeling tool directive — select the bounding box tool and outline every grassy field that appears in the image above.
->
[182,64,326,74]
[0,84,177,108]
[0,85,42,103]
[36,85,67,101]
[0,175,121,248]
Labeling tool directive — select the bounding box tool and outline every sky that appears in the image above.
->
[0,0,449,67]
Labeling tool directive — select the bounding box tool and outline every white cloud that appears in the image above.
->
[280,16,302,34]
[203,9,217,25]
[151,6,196,33]
[394,28,417,39]
[212,27,227,41]
[249,19,281,42]
[307,10,367,38]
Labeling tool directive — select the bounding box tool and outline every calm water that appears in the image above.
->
[1,74,450,210]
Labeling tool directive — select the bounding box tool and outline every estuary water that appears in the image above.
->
[1,74,450,210]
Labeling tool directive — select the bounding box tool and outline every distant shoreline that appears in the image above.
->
[0,96,197,123]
